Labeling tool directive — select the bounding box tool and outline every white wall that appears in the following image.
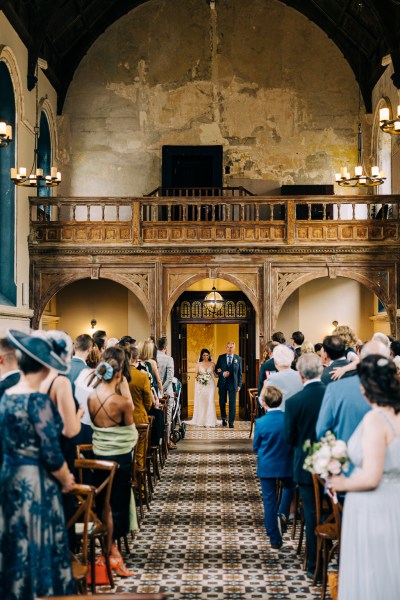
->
[276,277,375,344]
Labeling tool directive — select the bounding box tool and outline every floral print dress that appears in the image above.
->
[0,392,74,599]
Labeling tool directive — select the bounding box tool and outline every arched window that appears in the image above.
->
[0,61,16,305]
[38,110,52,199]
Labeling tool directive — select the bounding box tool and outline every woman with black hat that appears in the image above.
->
[0,329,75,599]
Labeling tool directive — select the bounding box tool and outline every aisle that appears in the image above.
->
[119,423,322,599]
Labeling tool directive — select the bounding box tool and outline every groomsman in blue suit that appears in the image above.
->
[215,341,242,428]
[253,386,295,549]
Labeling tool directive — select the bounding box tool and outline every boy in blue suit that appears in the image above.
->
[253,386,295,549]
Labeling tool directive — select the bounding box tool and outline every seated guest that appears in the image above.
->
[320,335,351,385]
[301,340,316,355]
[284,353,326,579]
[259,345,303,410]
[87,346,137,575]
[0,329,75,599]
[253,386,294,550]
[314,342,323,356]
[67,333,93,395]
[316,339,390,443]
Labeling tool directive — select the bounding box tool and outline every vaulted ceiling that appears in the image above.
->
[2,0,400,113]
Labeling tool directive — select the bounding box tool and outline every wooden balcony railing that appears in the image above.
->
[29,195,400,247]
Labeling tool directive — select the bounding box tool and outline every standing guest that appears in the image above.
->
[93,329,108,353]
[314,343,323,357]
[257,341,279,396]
[157,337,176,449]
[0,329,75,599]
[332,325,358,362]
[328,355,400,600]
[88,346,137,575]
[40,331,83,468]
[0,338,20,397]
[253,386,294,550]
[259,345,303,410]
[316,339,390,443]
[106,338,119,349]
[136,340,165,445]
[301,341,316,355]
[119,335,136,350]
[291,331,305,357]
[215,341,242,428]
[284,353,326,579]
[320,335,350,385]
[67,333,93,395]
[128,346,153,462]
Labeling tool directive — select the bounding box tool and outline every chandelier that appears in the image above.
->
[0,121,12,147]
[335,86,385,188]
[10,62,61,188]
[379,104,400,135]
[203,283,224,316]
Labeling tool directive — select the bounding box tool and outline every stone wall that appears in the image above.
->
[59,0,361,196]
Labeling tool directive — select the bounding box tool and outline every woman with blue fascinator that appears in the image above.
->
[0,329,76,599]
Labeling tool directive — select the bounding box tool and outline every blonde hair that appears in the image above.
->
[332,325,357,349]
[136,339,155,361]
[301,341,315,355]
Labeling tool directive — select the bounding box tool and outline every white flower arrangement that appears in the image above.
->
[303,431,349,480]
[196,372,212,386]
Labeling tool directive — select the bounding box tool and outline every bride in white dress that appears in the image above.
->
[186,349,221,427]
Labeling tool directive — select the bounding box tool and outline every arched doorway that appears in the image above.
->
[41,278,150,340]
[171,278,257,420]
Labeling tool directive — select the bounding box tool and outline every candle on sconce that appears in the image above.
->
[355,166,363,177]
[10,168,17,179]
[371,166,380,177]
[19,167,26,177]
[379,107,390,122]
[51,167,57,178]
[0,122,6,135]
[6,125,12,140]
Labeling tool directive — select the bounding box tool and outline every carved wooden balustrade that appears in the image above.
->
[29,195,400,247]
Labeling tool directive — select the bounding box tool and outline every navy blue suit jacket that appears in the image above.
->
[215,353,242,390]
[253,409,293,478]
[257,359,277,396]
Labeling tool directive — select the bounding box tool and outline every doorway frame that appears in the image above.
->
[171,291,256,420]
[162,145,223,191]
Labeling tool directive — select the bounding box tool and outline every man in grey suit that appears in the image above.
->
[157,336,176,449]
[67,334,93,396]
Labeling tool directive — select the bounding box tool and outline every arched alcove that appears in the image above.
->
[0,60,16,306]
[42,277,150,340]
[276,276,380,342]
[373,97,392,195]
[38,110,51,198]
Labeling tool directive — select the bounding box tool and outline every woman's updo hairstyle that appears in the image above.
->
[92,346,125,388]
[358,354,400,414]
[198,348,212,362]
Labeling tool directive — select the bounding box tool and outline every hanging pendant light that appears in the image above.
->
[10,61,61,188]
[0,121,12,147]
[203,281,224,316]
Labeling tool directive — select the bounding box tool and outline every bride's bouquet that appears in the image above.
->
[196,372,212,386]
[303,431,349,480]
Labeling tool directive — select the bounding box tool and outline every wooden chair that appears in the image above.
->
[74,458,118,593]
[312,474,342,599]
[132,423,152,522]
[147,415,161,490]
[67,483,95,594]
[76,443,94,460]
[247,388,258,438]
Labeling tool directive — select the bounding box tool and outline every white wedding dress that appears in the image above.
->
[186,364,220,427]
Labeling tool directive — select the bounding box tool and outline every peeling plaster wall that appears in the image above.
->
[60,0,362,196]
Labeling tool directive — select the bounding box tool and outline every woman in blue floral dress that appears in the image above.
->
[0,329,76,599]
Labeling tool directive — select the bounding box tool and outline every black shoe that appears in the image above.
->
[222,420,227,427]
[229,423,234,428]
[270,540,283,550]
[278,513,288,534]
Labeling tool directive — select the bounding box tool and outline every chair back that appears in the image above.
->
[248,388,258,412]
[74,458,118,525]
[312,473,342,536]
[134,423,150,471]
[67,483,95,566]
[76,443,93,459]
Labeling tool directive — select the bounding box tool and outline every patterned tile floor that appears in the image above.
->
[111,422,326,599]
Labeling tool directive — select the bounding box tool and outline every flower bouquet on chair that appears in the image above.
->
[303,431,350,502]
[196,372,212,386]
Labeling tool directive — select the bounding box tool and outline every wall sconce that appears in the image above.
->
[91,319,97,330]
